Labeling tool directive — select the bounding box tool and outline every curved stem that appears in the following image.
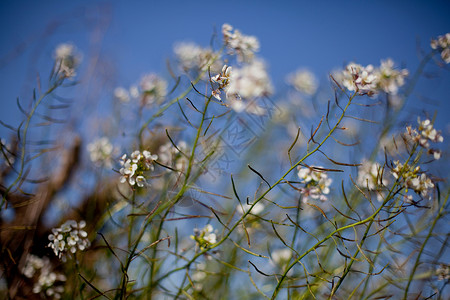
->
[403,190,449,299]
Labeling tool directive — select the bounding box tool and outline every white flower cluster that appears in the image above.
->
[191,224,217,250]
[391,161,434,200]
[139,73,168,106]
[431,33,450,64]
[338,59,408,96]
[87,137,116,169]
[48,220,90,260]
[158,141,189,172]
[22,254,66,299]
[270,248,292,266]
[236,201,264,215]
[377,59,409,95]
[191,262,207,290]
[53,43,82,78]
[406,118,444,160]
[119,150,158,187]
[174,42,222,73]
[211,64,232,101]
[227,59,273,101]
[286,69,318,95]
[211,60,273,114]
[357,160,389,201]
[113,86,139,103]
[297,166,332,202]
[436,264,450,281]
[222,23,259,62]
[340,63,378,95]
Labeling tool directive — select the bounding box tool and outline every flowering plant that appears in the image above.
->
[0,18,448,300]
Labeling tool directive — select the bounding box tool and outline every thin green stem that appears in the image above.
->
[328,145,418,298]
[153,91,359,289]
[2,83,59,208]
[403,190,449,299]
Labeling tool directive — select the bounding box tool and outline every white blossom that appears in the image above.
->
[236,202,264,215]
[48,220,89,260]
[227,59,273,100]
[375,59,409,95]
[357,160,389,201]
[139,73,168,106]
[211,59,273,114]
[339,62,378,96]
[297,166,332,202]
[405,118,443,159]
[391,161,434,199]
[336,59,408,96]
[53,43,82,78]
[211,65,233,101]
[158,141,189,172]
[174,42,222,74]
[114,87,130,103]
[23,255,67,299]
[271,248,292,266]
[436,264,450,280]
[222,23,259,62]
[431,33,450,64]
[286,69,318,95]
[87,137,116,168]
[119,150,158,187]
[191,224,217,250]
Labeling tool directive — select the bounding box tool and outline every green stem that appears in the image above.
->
[403,190,449,299]
[153,91,359,289]
[2,83,59,208]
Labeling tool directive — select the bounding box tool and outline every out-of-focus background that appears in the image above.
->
[1,0,449,131]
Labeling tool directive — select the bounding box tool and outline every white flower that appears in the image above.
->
[48,220,90,260]
[222,23,259,62]
[286,69,318,95]
[338,62,378,96]
[237,202,264,215]
[211,65,232,101]
[375,59,409,95]
[120,159,137,182]
[391,161,434,199]
[136,175,147,187]
[174,42,222,74]
[297,166,332,202]
[204,232,217,244]
[114,87,130,103]
[431,33,450,64]
[192,262,207,282]
[53,43,82,78]
[119,150,158,187]
[158,141,189,172]
[227,59,273,100]
[337,59,408,96]
[139,73,168,106]
[357,160,389,202]
[211,60,273,115]
[22,254,45,278]
[87,137,116,168]
[436,264,450,280]
[191,224,217,249]
[405,118,443,159]
[271,248,292,266]
[357,161,381,190]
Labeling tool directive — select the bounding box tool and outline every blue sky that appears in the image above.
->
[0,0,449,140]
